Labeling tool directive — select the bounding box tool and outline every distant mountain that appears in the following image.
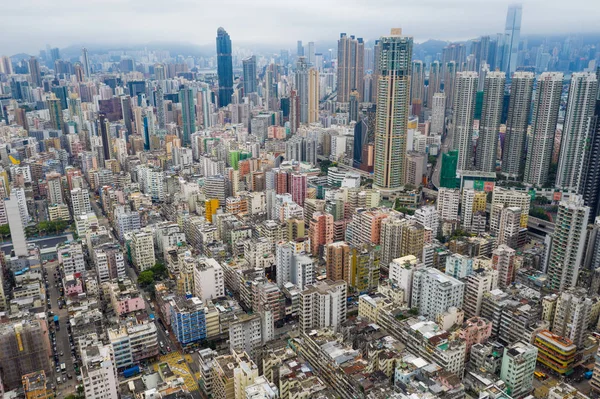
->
[10,53,32,61]
[58,42,216,59]
[415,39,449,53]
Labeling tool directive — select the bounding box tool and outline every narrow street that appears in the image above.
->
[88,188,202,398]
[45,260,77,397]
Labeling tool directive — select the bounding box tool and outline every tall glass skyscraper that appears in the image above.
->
[179,86,195,146]
[373,29,413,190]
[242,55,257,95]
[503,4,522,75]
[216,27,233,108]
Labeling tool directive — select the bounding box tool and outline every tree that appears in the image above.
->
[529,207,550,221]
[138,270,155,287]
[319,159,335,175]
[151,262,167,280]
[0,224,10,242]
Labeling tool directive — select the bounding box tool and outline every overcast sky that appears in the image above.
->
[2,0,599,55]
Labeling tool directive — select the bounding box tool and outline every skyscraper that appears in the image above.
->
[154,63,166,81]
[503,4,522,74]
[579,67,600,223]
[373,29,412,190]
[307,42,316,66]
[120,95,134,137]
[308,68,319,123]
[98,112,111,161]
[0,56,13,75]
[295,57,309,124]
[337,33,365,103]
[427,60,442,108]
[297,40,304,57]
[28,56,42,87]
[547,196,589,291]
[353,118,369,170]
[524,72,563,186]
[410,60,425,116]
[372,40,382,101]
[349,89,360,123]
[180,86,195,146]
[556,72,598,192]
[81,47,91,78]
[155,85,165,130]
[501,72,534,178]
[47,94,64,131]
[242,56,257,95]
[475,71,505,172]
[443,61,457,109]
[430,93,446,135]
[216,27,234,108]
[451,71,479,171]
[472,35,491,71]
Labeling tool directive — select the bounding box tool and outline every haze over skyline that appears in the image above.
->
[2,0,599,55]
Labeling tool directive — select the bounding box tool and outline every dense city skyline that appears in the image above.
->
[2,0,600,55]
[3,2,600,399]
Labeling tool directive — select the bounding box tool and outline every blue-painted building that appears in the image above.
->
[170,296,206,346]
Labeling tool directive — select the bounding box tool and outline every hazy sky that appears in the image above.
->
[2,0,599,55]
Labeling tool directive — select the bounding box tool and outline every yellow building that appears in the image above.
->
[287,218,305,240]
[22,370,52,399]
[48,203,71,221]
[205,303,220,339]
[212,350,258,399]
[205,198,219,223]
[348,246,380,292]
[358,294,393,324]
[534,330,576,374]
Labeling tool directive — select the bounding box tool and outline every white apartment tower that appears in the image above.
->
[464,268,498,318]
[475,71,505,173]
[81,344,119,399]
[461,189,487,233]
[500,341,537,398]
[497,206,522,249]
[71,187,92,216]
[194,257,225,303]
[492,244,516,289]
[489,188,530,235]
[389,255,423,306]
[524,72,563,186]
[437,188,460,222]
[414,205,439,237]
[556,72,598,192]
[501,72,534,178]
[451,71,479,171]
[430,92,446,135]
[411,267,465,319]
[547,196,589,291]
[299,280,347,331]
[130,230,156,272]
[552,289,592,348]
